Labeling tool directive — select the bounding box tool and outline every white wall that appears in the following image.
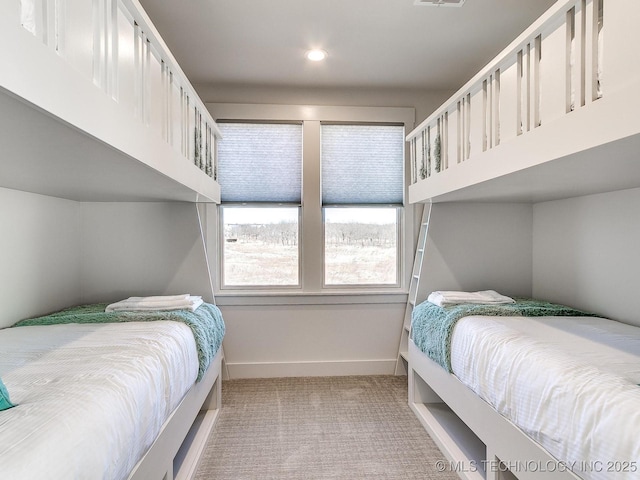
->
[218,299,405,379]
[421,202,534,299]
[533,187,640,327]
[195,83,453,127]
[0,197,215,329]
[0,188,81,328]
[79,202,214,304]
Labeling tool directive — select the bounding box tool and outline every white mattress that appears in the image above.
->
[0,321,199,480]
[451,315,640,480]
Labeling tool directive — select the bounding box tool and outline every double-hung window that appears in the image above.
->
[321,124,404,286]
[217,122,302,287]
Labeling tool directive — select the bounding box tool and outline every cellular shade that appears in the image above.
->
[217,123,302,203]
[321,124,404,205]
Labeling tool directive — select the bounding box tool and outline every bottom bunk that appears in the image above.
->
[0,301,226,480]
[408,295,640,480]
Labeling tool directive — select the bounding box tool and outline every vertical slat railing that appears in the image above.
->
[14,0,221,178]
[408,0,608,186]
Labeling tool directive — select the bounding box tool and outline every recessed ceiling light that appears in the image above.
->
[305,49,327,62]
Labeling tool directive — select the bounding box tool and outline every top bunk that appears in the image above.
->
[407,0,640,204]
[0,0,221,203]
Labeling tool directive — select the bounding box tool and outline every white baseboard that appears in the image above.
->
[226,359,397,379]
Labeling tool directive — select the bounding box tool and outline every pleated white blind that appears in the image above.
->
[321,124,404,205]
[217,122,302,203]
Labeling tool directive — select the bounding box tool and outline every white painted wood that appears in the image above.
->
[498,61,517,145]
[227,359,395,379]
[174,410,220,480]
[58,0,94,81]
[409,341,582,480]
[0,0,221,203]
[603,0,640,93]
[128,349,223,480]
[407,0,640,205]
[539,24,567,126]
[409,80,640,203]
[395,203,431,375]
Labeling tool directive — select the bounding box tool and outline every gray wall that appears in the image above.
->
[422,202,534,299]
[533,187,640,327]
[79,202,214,305]
[194,84,454,128]
[0,188,81,328]
[0,194,214,329]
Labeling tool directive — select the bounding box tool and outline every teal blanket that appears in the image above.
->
[14,303,225,381]
[411,298,596,372]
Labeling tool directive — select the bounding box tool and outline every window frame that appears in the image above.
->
[209,104,415,297]
[219,203,302,290]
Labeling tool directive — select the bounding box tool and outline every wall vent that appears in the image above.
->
[414,0,466,6]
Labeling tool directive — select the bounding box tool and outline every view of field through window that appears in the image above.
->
[324,207,398,285]
[223,207,299,286]
[222,207,398,286]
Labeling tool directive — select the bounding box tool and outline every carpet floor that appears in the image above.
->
[194,375,459,479]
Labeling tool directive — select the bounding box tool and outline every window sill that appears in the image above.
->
[214,290,409,306]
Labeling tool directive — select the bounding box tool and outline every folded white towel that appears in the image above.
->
[123,294,190,303]
[427,290,515,307]
[105,295,203,313]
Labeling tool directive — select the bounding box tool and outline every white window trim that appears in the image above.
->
[208,104,416,297]
[219,203,302,290]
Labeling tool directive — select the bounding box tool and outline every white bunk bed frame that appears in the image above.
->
[129,349,223,480]
[1,1,226,479]
[409,342,580,480]
[0,0,222,203]
[406,0,640,205]
[405,1,640,479]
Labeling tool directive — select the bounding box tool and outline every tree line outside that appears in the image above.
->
[224,221,396,247]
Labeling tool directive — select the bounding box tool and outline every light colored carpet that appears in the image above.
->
[194,375,459,479]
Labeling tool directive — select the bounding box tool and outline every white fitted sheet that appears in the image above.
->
[0,321,199,480]
[451,315,640,480]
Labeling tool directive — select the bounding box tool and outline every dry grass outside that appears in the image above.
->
[325,243,396,285]
[223,240,396,286]
[224,241,299,286]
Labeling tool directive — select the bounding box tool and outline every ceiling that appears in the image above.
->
[138,0,557,92]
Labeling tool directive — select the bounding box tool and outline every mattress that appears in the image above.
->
[450,315,640,480]
[0,321,200,480]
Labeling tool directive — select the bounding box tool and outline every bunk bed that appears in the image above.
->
[0,1,225,479]
[404,1,640,479]
[0,301,226,480]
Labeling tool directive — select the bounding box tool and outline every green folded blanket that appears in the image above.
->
[14,303,225,381]
[411,298,597,372]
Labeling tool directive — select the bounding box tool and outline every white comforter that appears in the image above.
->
[451,315,640,480]
[0,321,199,480]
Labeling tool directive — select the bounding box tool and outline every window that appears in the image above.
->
[217,122,302,288]
[321,124,404,286]
[212,104,413,294]
[221,206,299,286]
[324,207,399,285]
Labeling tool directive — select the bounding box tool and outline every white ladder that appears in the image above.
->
[395,202,432,375]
